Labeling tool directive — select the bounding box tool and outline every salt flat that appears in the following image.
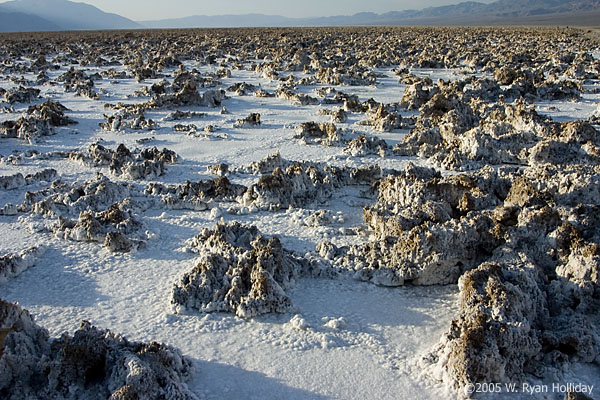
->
[1,27,599,399]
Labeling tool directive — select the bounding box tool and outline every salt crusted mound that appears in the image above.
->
[0,247,45,284]
[22,175,135,218]
[147,177,246,211]
[21,175,148,252]
[100,109,157,132]
[54,203,146,252]
[344,134,388,157]
[0,300,198,400]
[70,143,178,180]
[0,169,57,191]
[319,161,600,392]
[0,100,77,145]
[233,113,261,128]
[2,86,40,104]
[57,67,98,99]
[172,222,309,318]
[239,162,348,210]
[232,152,385,210]
[321,163,507,286]
[146,82,227,109]
[394,89,600,170]
[294,122,342,146]
[358,104,408,133]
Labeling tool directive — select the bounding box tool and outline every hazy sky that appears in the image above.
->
[60,0,496,21]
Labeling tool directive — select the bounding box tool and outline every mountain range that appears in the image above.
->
[0,0,598,33]
[0,0,141,32]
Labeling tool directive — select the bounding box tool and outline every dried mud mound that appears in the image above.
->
[0,300,197,400]
[172,222,309,318]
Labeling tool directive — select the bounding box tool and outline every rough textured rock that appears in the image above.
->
[0,116,51,144]
[22,174,135,218]
[27,100,77,127]
[147,82,226,109]
[172,222,307,318]
[240,161,348,211]
[0,173,26,190]
[0,169,57,191]
[319,108,348,123]
[100,110,156,132]
[0,300,198,400]
[164,110,206,121]
[358,104,408,132]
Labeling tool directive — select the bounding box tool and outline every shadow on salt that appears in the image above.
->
[190,359,332,400]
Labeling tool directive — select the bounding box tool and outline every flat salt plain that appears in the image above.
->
[1,35,600,399]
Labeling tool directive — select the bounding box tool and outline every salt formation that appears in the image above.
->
[359,104,407,132]
[344,134,388,157]
[147,82,227,109]
[320,159,600,391]
[147,177,246,211]
[394,91,600,170]
[276,88,320,106]
[0,100,77,144]
[54,203,146,252]
[227,82,258,96]
[233,113,261,128]
[0,300,198,399]
[240,161,347,210]
[100,110,157,132]
[27,101,77,127]
[302,209,343,227]
[164,110,206,121]
[0,247,45,284]
[294,122,342,145]
[319,108,348,123]
[0,169,57,190]
[2,86,40,104]
[172,222,307,318]
[233,152,385,211]
[57,67,98,99]
[70,144,178,180]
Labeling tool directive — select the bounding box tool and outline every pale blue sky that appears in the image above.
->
[68,0,496,21]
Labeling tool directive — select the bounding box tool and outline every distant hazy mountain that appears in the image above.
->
[0,10,60,32]
[0,0,142,32]
[142,0,600,28]
[0,0,597,33]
